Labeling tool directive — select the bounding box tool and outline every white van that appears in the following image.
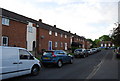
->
[0,46,41,80]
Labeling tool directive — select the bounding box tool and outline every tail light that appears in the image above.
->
[52,52,56,57]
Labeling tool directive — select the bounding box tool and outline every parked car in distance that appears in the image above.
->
[115,47,120,58]
[86,49,93,55]
[41,50,73,68]
[74,49,88,58]
[91,48,97,53]
[0,46,41,80]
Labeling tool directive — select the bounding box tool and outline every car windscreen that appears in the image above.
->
[43,51,53,56]
[75,49,82,52]
[86,50,90,51]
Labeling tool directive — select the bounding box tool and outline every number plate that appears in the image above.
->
[43,57,50,60]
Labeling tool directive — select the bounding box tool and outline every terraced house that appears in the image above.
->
[0,8,91,56]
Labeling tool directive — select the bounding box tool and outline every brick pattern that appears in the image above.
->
[37,27,71,53]
[0,17,2,45]
[2,19,27,48]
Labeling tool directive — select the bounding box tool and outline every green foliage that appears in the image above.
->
[94,39,100,47]
[111,27,120,46]
[99,35,111,41]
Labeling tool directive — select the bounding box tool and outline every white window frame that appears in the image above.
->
[65,43,68,50]
[61,42,63,47]
[55,42,58,47]
[49,30,52,35]
[28,26,33,33]
[55,32,58,36]
[61,33,63,37]
[2,36,8,46]
[65,35,67,38]
[2,18,10,26]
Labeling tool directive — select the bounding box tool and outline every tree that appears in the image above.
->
[94,39,100,47]
[111,26,120,46]
[99,35,111,41]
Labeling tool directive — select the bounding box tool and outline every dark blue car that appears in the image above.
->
[41,50,73,68]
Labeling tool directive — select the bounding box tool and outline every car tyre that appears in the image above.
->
[57,60,62,68]
[69,58,73,64]
[31,66,40,76]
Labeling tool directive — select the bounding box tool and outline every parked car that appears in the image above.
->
[97,47,101,52]
[74,49,88,58]
[41,50,73,68]
[86,49,93,55]
[0,46,41,80]
[91,48,98,53]
[115,47,120,58]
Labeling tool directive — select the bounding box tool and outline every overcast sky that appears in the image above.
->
[0,0,119,40]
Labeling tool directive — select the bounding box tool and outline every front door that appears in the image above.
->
[48,41,52,50]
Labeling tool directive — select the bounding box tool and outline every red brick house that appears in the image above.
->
[37,21,71,53]
[99,41,114,48]
[0,8,38,52]
[0,8,91,56]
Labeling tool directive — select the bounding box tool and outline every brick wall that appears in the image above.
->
[0,17,2,46]
[2,19,27,48]
[37,27,71,53]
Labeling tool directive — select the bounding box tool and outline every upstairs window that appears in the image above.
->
[28,26,33,33]
[49,30,52,35]
[61,34,63,37]
[65,35,67,38]
[28,22,33,33]
[2,18,10,26]
[55,32,58,36]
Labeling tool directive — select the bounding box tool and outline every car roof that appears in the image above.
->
[45,50,64,52]
[0,46,26,50]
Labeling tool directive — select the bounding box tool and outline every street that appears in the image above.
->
[4,50,120,80]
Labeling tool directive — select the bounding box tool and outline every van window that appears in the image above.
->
[19,49,31,60]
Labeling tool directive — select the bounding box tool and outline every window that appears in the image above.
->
[61,33,63,37]
[60,42,63,47]
[2,18,10,26]
[55,32,58,36]
[55,42,58,47]
[28,26,33,33]
[49,30,52,35]
[2,36,8,46]
[19,49,33,60]
[65,35,67,38]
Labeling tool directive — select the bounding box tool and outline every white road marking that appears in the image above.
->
[85,51,109,80]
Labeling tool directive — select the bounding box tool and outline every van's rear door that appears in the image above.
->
[2,47,19,79]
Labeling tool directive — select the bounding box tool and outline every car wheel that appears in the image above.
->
[69,58,73,64]
[57,60,62,68]
[31,66,40,76]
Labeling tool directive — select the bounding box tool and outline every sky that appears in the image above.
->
[0,0,119,40]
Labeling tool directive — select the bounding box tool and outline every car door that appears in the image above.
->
[61,51,70,63]
[18,49,35,76]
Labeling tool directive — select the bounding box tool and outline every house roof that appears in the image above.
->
[1,8,85,39]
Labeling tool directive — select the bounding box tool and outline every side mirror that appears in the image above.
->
[30,56,34,60]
